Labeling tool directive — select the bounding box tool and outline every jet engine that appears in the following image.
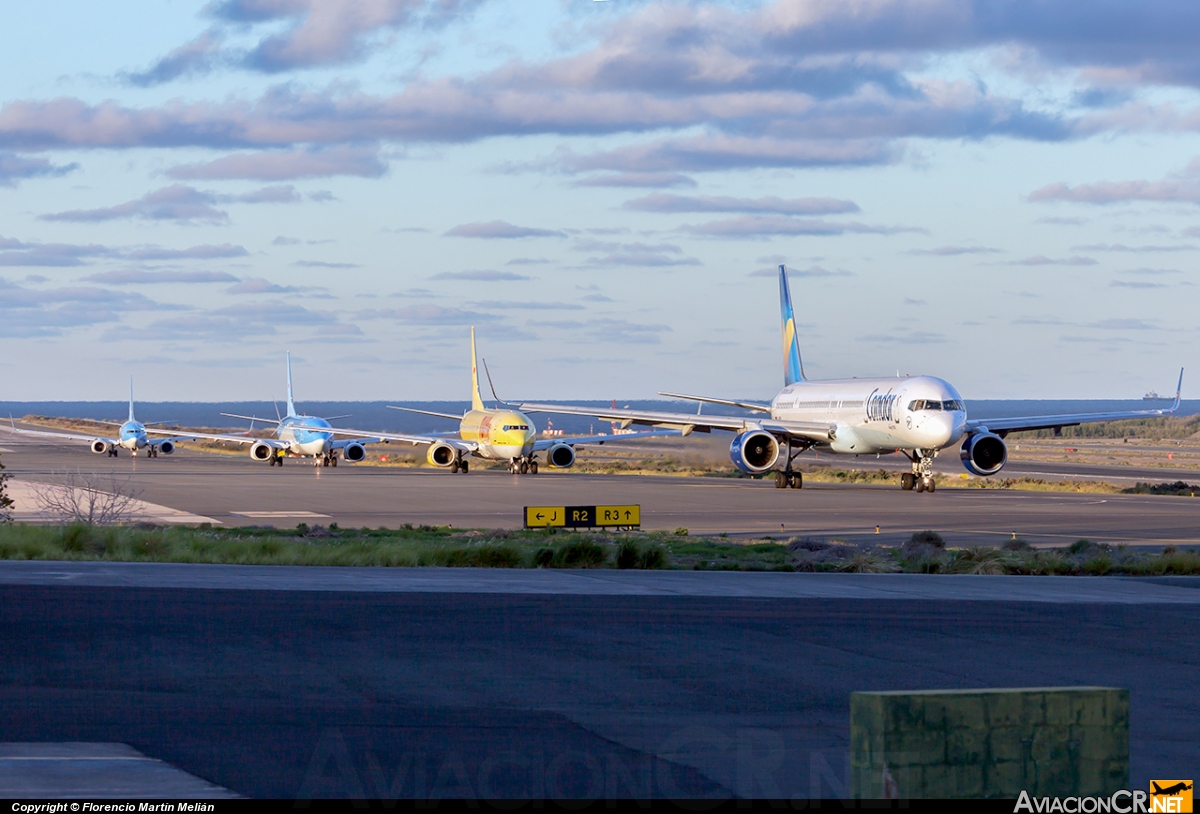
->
[91,440,109,454]
[250,441,275,461]
[729,430,780,475]
[546,443,576,469]
[342,442,366,462]
[960,432,1007,476]
[427,441,457,467]
[158,441,175,455]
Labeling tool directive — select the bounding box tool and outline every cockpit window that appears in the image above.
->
[502,425,530,432]
[907,400,964,412]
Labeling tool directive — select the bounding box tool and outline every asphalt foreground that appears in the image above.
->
[0,565,1196,799]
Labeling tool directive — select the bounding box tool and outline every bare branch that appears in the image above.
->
[0,453,12,523]
[30,471,145,526]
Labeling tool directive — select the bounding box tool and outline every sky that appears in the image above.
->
[1,0,1198,402]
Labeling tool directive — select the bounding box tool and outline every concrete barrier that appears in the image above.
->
[851,687,1129,799]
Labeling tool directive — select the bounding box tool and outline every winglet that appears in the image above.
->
[285,351,297,418]
[128,375,136,423]
[779,265,806,385]
[482,358,510,407]
[469,327,485,412]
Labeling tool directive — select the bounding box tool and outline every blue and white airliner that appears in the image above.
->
[5,378,200,458]
[520,265,1183,493]
[219,352,383,467]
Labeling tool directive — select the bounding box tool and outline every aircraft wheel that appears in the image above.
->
[331,457,338,467]
[901,473,915,491]
[924,478,936,494]
[451,460,461,474]
[789,472,802,489]
[519,460,529,475]
[460,460,469,474]
[530,461,538,475]
[915,478,926,493]
[774,471,787,489]
[269,457,275,467]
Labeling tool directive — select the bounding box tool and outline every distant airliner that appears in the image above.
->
[347,328,673,474]
[216,352,384,467]
[1151,781,1192,796]
[520,265,1183,493]
[5,377,199,458]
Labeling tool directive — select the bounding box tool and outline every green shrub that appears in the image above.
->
[554,540,608,568]
[532,547,555,567]
[1067,539,1095,555]
[639,546,666,569]
[617,541,640,569]
[443,544,522,568]
[909,530,945,549]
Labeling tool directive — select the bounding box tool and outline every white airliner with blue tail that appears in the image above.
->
[520,265,1184,493]
[5,378,201,458]
[219,353,383,467]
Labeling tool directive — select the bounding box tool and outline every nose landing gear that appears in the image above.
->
[902,450,937,493]
[508,456,538,475]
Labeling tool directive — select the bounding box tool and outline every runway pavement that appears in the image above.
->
[3,436,1199,546]
[0,570,1195,798]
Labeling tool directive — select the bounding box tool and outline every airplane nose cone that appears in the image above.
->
[930,415,955,448]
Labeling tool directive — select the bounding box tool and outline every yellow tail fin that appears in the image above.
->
[470,326,485,411]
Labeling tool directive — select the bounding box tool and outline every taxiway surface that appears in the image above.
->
[3,437,1199,546]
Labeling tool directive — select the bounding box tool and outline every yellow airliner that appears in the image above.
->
[354,328,671,474]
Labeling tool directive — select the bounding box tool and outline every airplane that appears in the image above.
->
[518,265,1184,493]
[344,327,675,475]
[218,352,383,468]
[4,377,199,458]
[1151,782,1192,796]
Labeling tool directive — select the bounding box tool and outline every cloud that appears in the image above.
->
[0,152,78,186]
[100,316,277,343]
[469,300,584,311]
[292,260,360,268]
[681,215,916,238]
[573,172,697,189]
[1008,255,1098,266]
[0,276,170,337]
[907,245,1003,256]
[1120,267,1182,275]
[623,193,859,216]
[124,243,249,260]
[40,184,301,223]
[0,236,114,267]
[1110,280,1167,289]
[225,277,328,294]
[429,269,531,281]
[504,257,549,266]
[356,304,497,324]
[81,269,239,285]
[859,330,947,344]
[750,265,852,277]
[1072,243,1197,252]
[445,221,565,239]
[168,145,387,181]
[125,30,226,86]
[1029,179,1200,205]
[541,317,671,345]
[1086,318,1159,330]
[574,239,700,268]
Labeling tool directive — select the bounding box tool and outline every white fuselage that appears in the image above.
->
[769,375,968,454]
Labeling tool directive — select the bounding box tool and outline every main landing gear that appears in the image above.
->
[270,451,285,467]
[507,456,538,475]
[901,449,937,493]
[316,453,339,468]
[108,448,119,457]
[773,438,805,489]
[451,456,470,474]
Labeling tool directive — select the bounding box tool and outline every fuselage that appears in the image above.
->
[769,375,968,454]
[117,420,149,450]
[278,415,334,457]
[459,409,536,461]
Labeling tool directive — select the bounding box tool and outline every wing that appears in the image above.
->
[142,426,260,446]
[517,402,836,444]
[967,369,1183,435]
[2,423,116,445]
[386,405,464,421]
[219,412,283,425]
[331,437,385,450]
[531,429,680,451]
[333,427,479,453]
[656,392,772,413]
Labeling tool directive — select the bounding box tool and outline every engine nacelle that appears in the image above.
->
[250,441,276,461]
[730,430,780,475]
[960,432,1008,476]
[427,441,457,467]
[91,440,109,455]
[158,440,175,455]
[546,443,576,469]
[342,442,366,462]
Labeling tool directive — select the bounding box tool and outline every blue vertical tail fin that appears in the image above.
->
[128,375,136,422]
[779,265,806,385]
[285,351,297,417]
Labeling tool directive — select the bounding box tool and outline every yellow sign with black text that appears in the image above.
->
[524,505,640,529]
